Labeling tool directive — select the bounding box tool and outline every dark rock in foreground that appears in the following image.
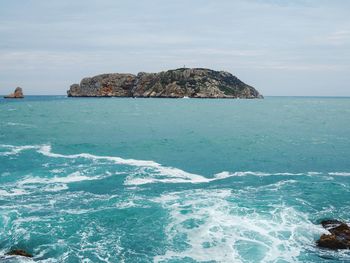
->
[317,219,350,250]
[4,87,24,99]
[67,68,263,99]
[6,249,33,258]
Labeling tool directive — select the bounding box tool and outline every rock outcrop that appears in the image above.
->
[67,68,263,99]
[4,87,24,98]
[6,249,33,258]
[317,219,350,250]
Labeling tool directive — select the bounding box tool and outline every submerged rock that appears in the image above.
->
[6,249,33,258]
[67,68,263,99]
[4,87,24,99]
[317,219,350,250]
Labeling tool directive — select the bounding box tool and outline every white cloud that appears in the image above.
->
[326,30,350,45]
[244,61,346,71]
[309,29,350,47]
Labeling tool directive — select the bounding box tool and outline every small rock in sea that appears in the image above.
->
[6,249,33,258]
[4,87,24,99]
[317,219,350,250]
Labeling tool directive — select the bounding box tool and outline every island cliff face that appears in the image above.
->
[67,68,263,99]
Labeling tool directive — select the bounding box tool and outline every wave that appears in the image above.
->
[1,144,349,186]
[153,189,325,263]
[3,122,36,128]
[19,171,101,185]
[31,145,210,185]
[0,144,40,156]
[43,184,69,192]
[0,188,28,197]
[328,172,350,176]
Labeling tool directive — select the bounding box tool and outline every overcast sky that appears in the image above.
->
[1,0,349,96]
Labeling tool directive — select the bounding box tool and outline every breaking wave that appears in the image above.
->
[1,144,349,187]
[153,189,324,262]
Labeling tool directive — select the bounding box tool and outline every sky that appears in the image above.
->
[0,0,350,96]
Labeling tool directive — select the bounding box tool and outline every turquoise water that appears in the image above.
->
[0,96,349,262]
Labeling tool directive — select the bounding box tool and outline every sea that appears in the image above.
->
[0,96,349,263]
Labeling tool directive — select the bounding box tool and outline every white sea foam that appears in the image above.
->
[37,145,161,167]
[2,144,349,186]
[3,171,104,195]
[37,145,210,185]
[43,184,69,192]
[153,189,323,263]
[1,172,11,177]
[0,144,39,156]
[50,168,65,174]
[0,188,28,196]
[115,200,139,209]
[125,170,316,186]
[4,122,35,128]
[213,171,271,178]
[329,172,350,176]
[1,255,34,262]
[20,171,101,185]
[307,172,323,176]
[213,171,311,178]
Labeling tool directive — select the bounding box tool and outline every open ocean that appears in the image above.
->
[0,96,349,262]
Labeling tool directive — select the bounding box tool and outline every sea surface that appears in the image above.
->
[0,96,349,263]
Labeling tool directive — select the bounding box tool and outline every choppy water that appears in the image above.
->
[0,96,349,262]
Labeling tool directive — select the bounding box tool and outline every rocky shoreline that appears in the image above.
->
[67,68,263,99]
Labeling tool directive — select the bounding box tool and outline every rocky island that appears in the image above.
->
[4,87,24,99]
[67,68,263,99]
